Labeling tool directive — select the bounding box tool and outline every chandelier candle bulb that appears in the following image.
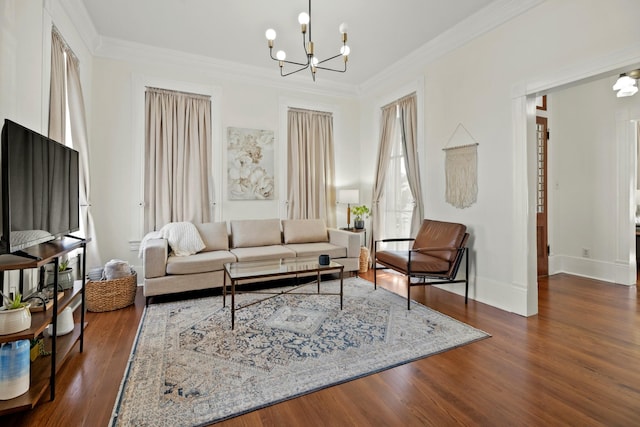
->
[265,0,350,81]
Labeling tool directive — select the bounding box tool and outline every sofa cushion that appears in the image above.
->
[376,250,450,273]
[166,250,236,275]
[282,219,329,244]
[284,242,346,259]
[195,222,229,251]
[231,219,282,248]
[231,245,296,262]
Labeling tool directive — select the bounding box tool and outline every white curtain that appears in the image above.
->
[144,87,212,232]
[371,104,397,250]
[397,94,424,236]
[371,93,423,250]
[49,27,102,268]
[287,108,336,226]
[48,29,65,143]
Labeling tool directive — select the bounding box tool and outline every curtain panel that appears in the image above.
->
[287,108,336,227]
[397,94,424,236]
[370,105,397,252]
[371,93,423,251]
[48,26,102,268]
[48,29,66,144]
[144,88,212,232]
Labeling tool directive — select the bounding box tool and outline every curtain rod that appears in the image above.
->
[145,86,211,100]
[288,107,333,116]
[380,92,417,110]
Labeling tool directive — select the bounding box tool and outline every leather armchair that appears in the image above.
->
[374,219,469,309]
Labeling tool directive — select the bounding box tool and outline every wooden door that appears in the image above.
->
[536,116,549,276]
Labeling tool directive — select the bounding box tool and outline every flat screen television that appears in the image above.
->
[0,119,80,255]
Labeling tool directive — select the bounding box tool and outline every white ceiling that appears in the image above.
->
[80,0,496,86]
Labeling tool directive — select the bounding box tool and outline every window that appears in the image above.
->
[143,88,212,232]
[381,111,413,239]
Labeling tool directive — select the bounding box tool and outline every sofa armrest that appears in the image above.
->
[143,238,168,278]
[328,229,361,258]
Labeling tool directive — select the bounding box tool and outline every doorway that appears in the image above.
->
[514,62,640,316]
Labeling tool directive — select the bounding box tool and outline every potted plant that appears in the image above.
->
[0,292,32,335]
[57,259,75,290]
[47,259,74,290]
[351,205,370,229]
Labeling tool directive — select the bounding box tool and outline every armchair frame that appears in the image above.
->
[374,233,469,309]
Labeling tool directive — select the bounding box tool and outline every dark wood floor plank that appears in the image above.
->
[1,271,638,426]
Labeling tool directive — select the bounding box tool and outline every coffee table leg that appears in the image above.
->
[340,267,344,310]
[223,271,227,307]
[317,271,321,293]
[231,279,235,330]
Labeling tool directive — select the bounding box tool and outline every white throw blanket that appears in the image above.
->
[139,222,205,258]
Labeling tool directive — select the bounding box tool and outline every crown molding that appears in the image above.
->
[59,0,543,99]
[520,41,640,97]
[58,0,357,98]
[358,0,545,94]
[58,0,101,53]
[94,36,359,98]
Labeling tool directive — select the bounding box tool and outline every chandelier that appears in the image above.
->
[265,0,350,81]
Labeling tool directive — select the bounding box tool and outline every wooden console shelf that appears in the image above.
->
[0,237,88,416]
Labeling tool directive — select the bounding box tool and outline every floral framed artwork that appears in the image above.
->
[227,127,275,200]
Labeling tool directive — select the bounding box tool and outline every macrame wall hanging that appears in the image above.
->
[442,123,479,209]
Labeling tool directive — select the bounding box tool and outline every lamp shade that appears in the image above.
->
[338,189,359,204]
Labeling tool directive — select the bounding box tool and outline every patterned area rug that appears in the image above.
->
[110,277,489,426]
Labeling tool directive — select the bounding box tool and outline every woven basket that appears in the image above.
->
[86,273,137,312]
[359,247,370,274]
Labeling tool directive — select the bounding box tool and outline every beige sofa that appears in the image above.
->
[142,218,361,303]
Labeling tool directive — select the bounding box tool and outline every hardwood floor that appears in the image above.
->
[1,271,638,426]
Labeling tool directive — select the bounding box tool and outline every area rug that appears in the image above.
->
[110,277,489,426]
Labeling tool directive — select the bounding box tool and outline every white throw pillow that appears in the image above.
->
[160,222,205,256]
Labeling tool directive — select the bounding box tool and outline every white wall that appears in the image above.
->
[548,76,640,281]
[3,0,640,315]
[0,0,46,132]
[0,0,93,294]
[89,55,360,269]
[360,0,640,315]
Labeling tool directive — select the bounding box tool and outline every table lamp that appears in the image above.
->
[338,189,359,229]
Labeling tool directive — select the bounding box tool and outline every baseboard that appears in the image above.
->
[548,255,635,285]
[435,274,530,316]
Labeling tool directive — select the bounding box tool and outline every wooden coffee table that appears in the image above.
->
[223,257,344,330]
